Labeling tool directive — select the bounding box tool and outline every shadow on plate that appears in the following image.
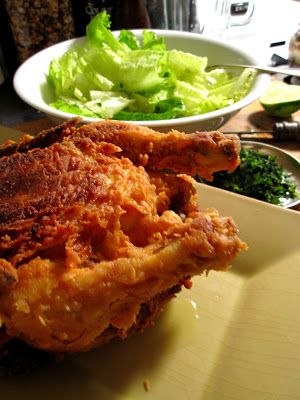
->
[0,309,176,399]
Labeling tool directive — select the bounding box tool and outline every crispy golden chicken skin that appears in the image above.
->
[0,120,246,352]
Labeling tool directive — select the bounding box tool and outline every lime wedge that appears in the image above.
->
[260,84,300,117]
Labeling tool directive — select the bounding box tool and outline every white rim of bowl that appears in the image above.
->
[13,30,270,127]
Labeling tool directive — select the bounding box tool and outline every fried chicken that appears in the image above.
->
[0,119,246,353]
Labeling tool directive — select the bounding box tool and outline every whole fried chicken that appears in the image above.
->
[0,119,246,353]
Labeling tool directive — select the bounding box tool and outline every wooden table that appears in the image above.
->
[222,98,300,163]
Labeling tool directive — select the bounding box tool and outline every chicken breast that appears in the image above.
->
[0,119,246,352]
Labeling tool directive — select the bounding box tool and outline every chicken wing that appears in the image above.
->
[77,120,241,180]
[0,120,246,353]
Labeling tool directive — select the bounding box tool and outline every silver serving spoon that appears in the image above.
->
[206,63,300,78]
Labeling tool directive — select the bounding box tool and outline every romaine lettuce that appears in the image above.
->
[47,11,256,121]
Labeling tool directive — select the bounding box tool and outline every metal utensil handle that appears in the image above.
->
[273,121,300,141]
[207,63,300,78]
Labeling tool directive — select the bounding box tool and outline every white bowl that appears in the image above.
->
[13,31,270,132]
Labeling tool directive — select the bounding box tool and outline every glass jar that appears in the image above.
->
[4,0,75,64]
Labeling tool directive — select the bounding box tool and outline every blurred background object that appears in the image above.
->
[3,0,75,65]
[288,28,300,84]
[194,0,255,37]
[0,68,4,86]
[1,0,298,75]
[114,1,254,36]
[0,44,6,85]
[224,0,300,65]
[71,0,151,35]
[0,0,300,125]
[145,0,195,31]
[289,29,300,67]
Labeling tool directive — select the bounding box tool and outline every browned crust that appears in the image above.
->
[77,120,241,180]
[0,119,245,354]
[0,118,80,158]
[0,283,182,375]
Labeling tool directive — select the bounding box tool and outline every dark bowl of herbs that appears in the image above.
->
[198,141,300,208]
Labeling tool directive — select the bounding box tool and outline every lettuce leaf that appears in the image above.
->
[47,10,256,120]
[85,11,126,54]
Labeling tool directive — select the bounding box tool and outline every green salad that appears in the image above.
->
[47,11,256,121]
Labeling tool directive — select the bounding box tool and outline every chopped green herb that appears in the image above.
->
[199,149,299,205]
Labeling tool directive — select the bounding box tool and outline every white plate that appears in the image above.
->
[1,183,300,399]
